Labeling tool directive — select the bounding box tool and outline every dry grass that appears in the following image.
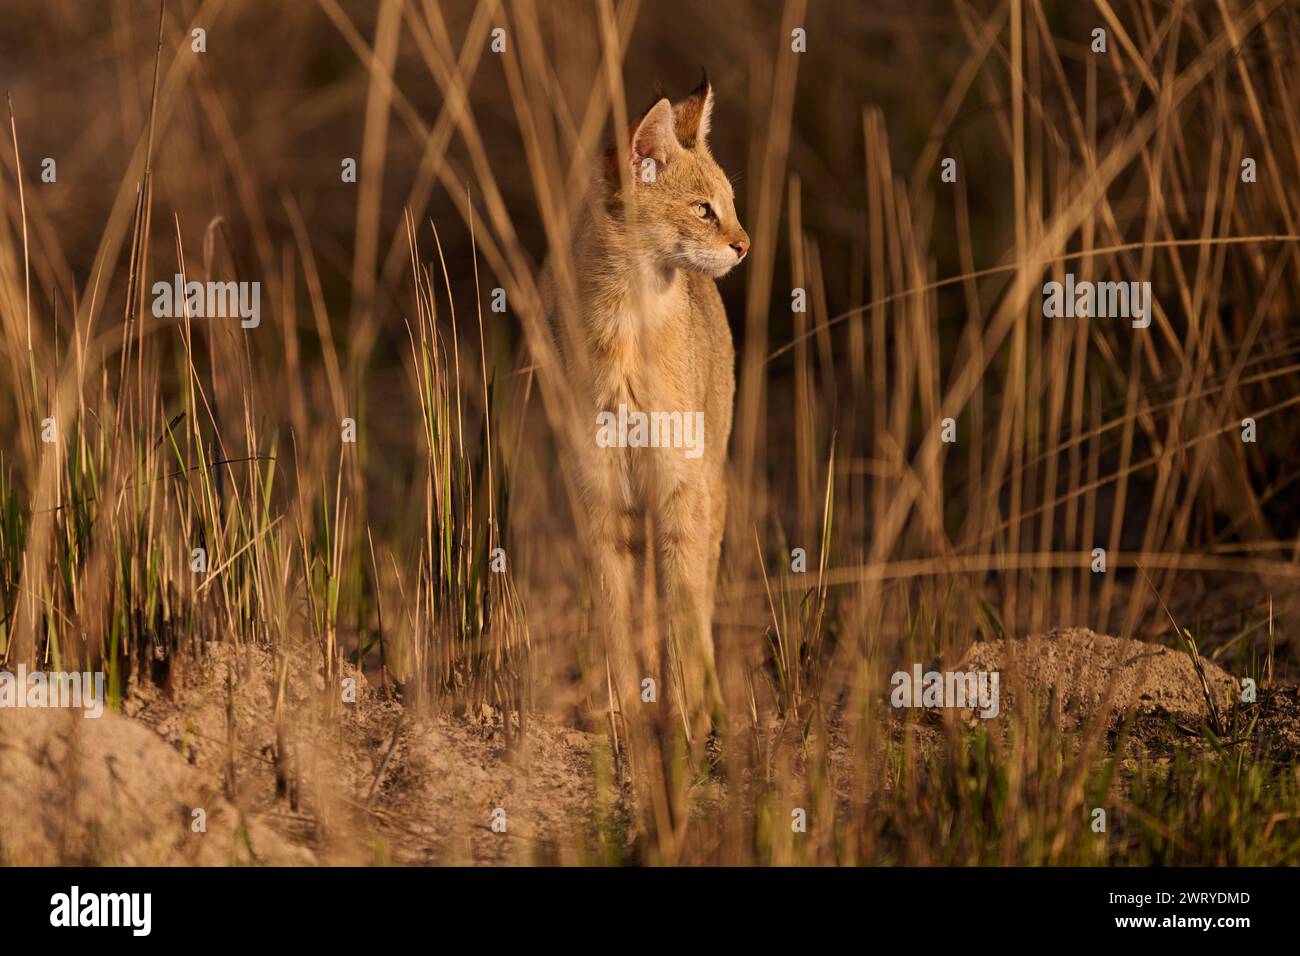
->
[1,0,1299,865]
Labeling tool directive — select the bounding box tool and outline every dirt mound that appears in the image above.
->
[0,641,605,865]
[123,641,603,865]
[955,627,1239,729]
[0,706,314,865]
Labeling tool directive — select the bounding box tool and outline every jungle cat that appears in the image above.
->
[542,76,749,741]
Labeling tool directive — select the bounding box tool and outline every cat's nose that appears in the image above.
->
[730,239,750,260]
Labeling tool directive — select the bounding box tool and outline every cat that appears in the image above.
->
[542,76,749,743]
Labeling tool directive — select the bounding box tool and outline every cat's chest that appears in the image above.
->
[587,276,690,406]
[596,317,689,408]
[594,333,656,408]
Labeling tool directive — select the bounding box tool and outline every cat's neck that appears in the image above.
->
[576,197,685,345]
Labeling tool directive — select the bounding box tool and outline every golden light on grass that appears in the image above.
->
[0,0,1298,866]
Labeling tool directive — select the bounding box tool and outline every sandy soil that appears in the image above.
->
[0,705,315,865]
[1,640,605,865]
[1,627,1293,864]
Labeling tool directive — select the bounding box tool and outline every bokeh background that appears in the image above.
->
[2,0,1299,864]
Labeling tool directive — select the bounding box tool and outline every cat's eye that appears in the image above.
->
[692,201,716,220]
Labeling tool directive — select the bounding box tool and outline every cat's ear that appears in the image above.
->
[629,97,680,169]
[673,74,713,149]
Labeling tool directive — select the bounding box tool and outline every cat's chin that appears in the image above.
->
[680,253,741,278]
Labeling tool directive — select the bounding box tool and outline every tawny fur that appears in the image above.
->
[541,78,749,736]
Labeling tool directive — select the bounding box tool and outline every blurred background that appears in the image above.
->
[2,0,1300,864]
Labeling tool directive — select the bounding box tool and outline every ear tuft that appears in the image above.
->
[673,72,713,149]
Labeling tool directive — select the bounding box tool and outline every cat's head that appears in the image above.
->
[606,77,750,278]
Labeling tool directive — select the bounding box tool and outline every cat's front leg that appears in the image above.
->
[654,470,721,741]
[583,451,645,733]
